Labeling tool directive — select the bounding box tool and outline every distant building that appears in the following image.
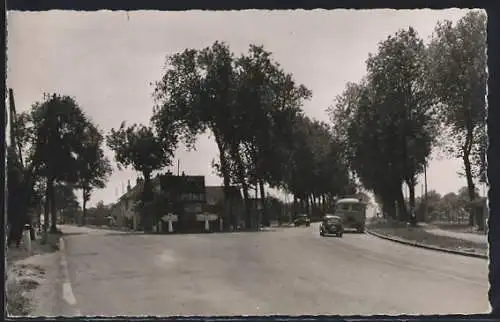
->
[111,172,249,232]
[205,186,244,228]
[111,176,162,229]
[159,173,206,232]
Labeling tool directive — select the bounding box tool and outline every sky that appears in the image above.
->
[6,9,486,208]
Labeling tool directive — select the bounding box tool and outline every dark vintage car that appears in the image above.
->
[319,214,344,237]
[293,214,311,227]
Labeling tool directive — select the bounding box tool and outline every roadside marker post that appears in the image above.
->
[204,212,210,232]
[168,214,174,233]
[196,213,218,232]
[22,225,32,254]
[161,213,178,233]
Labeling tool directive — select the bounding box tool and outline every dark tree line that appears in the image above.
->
[328,11,487,228]
[106,42,356,231]
[9,12,485,238]
[7,91,112,246]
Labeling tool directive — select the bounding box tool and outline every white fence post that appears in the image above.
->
[22,225,32,254]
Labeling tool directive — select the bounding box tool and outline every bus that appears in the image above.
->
[335,197,367,233]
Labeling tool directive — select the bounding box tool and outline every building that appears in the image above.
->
[111,176,162,230]
[205,186,244,228]
[111,172,248,232]
[159,173,206,232]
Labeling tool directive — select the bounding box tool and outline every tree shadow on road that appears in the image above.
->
[102,228,284,237]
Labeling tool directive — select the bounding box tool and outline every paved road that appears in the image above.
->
[60,224,489,316]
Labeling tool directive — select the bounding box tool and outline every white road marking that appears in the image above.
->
[62,282,77,305]
[59,238,80,310]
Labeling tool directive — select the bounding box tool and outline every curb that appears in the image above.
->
[366,229,488,260]
[58,237,81,316]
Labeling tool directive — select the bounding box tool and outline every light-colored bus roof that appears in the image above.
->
[337,198,363,204]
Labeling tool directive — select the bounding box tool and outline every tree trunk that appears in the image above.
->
[241,183,251,229]
[406,178,417,225]
[293,195,298,222]
[82,189,87,226]
[142,171,154,232]
[49,179,58,233]
[258,180,269,227]
[462,123,481,228]
[396,186,408,222]
[382,192,396,220]
[42,181,50,241]
[311,193,317,217]
[463,152,482,229]
[230,144,252,229]
[215,135,233,230]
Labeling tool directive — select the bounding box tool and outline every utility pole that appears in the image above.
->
[8,89,23,168]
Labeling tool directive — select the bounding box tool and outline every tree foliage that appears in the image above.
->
[17,94,94,233]
[76,123,112,224]
[427,11,487,228]
[107,122,176,231]
[152,41,315,228]
[330,28,438,222]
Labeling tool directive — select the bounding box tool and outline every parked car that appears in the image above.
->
[320,214,344,237]
[293,214,311,227]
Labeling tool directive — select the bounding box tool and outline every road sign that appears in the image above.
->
[195,212,219,231]
[162,213,178,233]
[162,214,178,222]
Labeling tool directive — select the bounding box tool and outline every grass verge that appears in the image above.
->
[368,219,488,257]
[6,232,61,316]
[431,222,487,235]
[6,273,33,316]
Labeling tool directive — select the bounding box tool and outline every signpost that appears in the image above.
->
[196,212,218,232]
[162,213,178,233]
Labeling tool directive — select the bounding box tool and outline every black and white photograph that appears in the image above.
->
[5,8,490,317]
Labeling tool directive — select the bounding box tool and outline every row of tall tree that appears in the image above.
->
[9,11,486,236]
[7,92,112,245]
[328,11,487,228]
[106,42,357,231]
[411,186,487,224]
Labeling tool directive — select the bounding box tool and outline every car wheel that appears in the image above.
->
[337,232,343,238]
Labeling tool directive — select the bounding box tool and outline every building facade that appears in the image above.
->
[111,172,247,232]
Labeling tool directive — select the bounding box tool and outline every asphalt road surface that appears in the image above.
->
[60,224,489,316]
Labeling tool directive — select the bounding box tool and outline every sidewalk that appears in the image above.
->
[367,219,488,259]
[6,233,62,316]
[423,226,487,245]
